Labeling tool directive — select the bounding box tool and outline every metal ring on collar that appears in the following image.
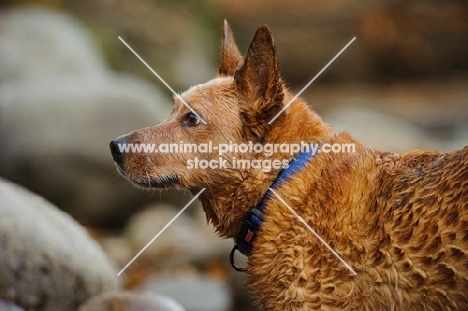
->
[230,245,247,272]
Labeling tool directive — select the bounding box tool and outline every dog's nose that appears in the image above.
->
[110,137,128,163]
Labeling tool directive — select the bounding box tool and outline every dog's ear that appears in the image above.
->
[235,25,284,137]
[218,20,243,77]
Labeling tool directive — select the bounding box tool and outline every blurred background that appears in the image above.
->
[0,0,467,310]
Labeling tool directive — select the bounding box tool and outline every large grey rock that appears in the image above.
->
[307,84,468,153]
[140,273,232,311]
[0,7,107,83]
[322,105,442,153]
[78,292,185,311]
[0,74,171,162]
[0,7,174,226]
[0,178,119,311]
[0,299,24,311]
[124,204,232,267]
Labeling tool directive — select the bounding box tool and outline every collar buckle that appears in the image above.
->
[234,207,263,256]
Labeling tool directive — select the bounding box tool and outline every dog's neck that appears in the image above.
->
[197,168,279,238]
[196,100,333,239]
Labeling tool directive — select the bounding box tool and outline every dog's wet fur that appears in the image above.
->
[111,21,468,310]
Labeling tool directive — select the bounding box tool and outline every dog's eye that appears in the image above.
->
[182,112,201,127]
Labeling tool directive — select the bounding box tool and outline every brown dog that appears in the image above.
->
[110,21,468,310]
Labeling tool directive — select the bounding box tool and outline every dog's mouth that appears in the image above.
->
[116,166,181,189]
[144,175,181,189]
[132,174,181,189]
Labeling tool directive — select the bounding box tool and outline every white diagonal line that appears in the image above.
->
[118,36,207,124]
[269,188,357,275]
[268,37,356,124]
[117,188,206,276]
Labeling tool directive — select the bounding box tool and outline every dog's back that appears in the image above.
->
[248,139,468,310]
[373,146,468,309]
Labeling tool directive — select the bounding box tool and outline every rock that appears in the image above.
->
[99,237,135,271]
[0,74,171,163]
[322,105,442,153]
[0,7,175,227]
[124,204,232,267]
[78,292,185,311]
[0,7,107,83]
[140,273,232,311]
[0,178,120,310]
[450,127,468,151]
[304,84,468,153]
[0,299,24,311]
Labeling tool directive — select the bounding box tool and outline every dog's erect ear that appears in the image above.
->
[234,25,284,136]
[218,20,243,77]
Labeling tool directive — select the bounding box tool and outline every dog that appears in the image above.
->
[110,21,468,310]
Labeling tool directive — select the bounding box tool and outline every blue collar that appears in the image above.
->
[230,147,317,271]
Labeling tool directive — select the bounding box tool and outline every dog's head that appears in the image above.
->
[110,22,329,234]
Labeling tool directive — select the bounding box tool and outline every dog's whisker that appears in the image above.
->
[146,172,151,189]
